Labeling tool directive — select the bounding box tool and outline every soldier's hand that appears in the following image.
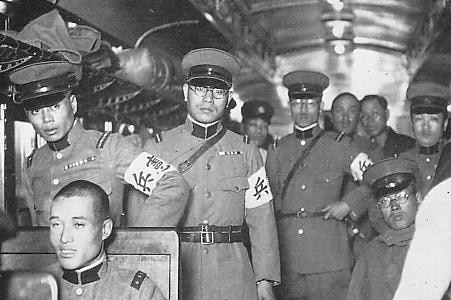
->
[321,202,351,220]
[257,280,276,300]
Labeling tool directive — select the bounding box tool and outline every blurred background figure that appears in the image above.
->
[241,100,274,162]
[331,92,361,137]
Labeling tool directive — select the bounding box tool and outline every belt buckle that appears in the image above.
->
[296,208,307,218]
[200,224,215,245]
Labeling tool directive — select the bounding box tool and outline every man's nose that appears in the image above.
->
[202,89,214,102]
[60,225,74,244]
[41,108,54,123]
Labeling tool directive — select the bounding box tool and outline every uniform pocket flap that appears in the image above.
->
[220,176,250,192]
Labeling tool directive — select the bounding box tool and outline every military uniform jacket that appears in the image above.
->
[143,118,280,300]
[266,126,369,274]
[400,143,444,196]
[379,127,415,158]
[46,259,167,300]
[347,226,415,300]
[25,121,189,227]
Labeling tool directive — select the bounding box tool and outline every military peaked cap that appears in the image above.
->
[241,100,274,124]
[283,71,329,99]
[363,157,419,199]
[181,48,241,90]
[407,81,451,115]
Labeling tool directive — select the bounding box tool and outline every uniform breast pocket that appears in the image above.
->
[220,176,249,200]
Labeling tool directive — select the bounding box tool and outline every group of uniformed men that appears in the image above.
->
[3,9,451,300]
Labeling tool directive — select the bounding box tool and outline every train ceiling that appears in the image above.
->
[0,0,450,130]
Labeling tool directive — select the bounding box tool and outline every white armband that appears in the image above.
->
[125,152,177,196]
[245,167,273,209]
[350,152,373,181]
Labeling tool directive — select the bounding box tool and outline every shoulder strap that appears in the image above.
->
[178,127,227,173]
[280,131,324,202]
[96,131,111,149]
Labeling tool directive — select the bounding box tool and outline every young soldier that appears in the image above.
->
[46,180,166,300]
[139,48,280,300]
[7,10,188,227]
[347,157,421,300]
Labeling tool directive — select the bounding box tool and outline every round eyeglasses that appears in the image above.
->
[189,85,229,99]
[377,191,411,208]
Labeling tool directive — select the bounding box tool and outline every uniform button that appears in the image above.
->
[427,175,432,180]
[203,248,209,254]
[426,157,431,162]
[298,229,304,235]
[205,191,211,198]
[56,153,63,159]
[52,179,59,185]
[301,185,306,190]
[75,287,83,296]
[300,140,306,146]
[206,164,211,170]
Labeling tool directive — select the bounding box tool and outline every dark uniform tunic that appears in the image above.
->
[375,127,415,158]
[46,257,167,300]
[25,121,188,227]
[142,118,280,300]
[347,226,415,300]
[266,125,369,299]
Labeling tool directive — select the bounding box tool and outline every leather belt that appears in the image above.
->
[179,224,243,245]
[276,208,324,220]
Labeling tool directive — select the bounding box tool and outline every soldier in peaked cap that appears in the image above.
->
[267,70,372,300]
[348,157,422,300]
[9,10,188,227]
[142,48,280,300]
[397,81,450,195]
[241,100,275,162]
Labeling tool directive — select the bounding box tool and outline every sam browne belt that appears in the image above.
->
[178,224,243,245]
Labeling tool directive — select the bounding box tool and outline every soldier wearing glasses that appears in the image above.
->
[142,48,280,300]
[347,157,421,300]
[267,71,371,300]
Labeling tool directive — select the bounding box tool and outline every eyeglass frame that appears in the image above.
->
[188,84,230,99]
[377,190,413,209]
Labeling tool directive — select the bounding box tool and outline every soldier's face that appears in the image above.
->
[183,84,231,124]
[243,118,269,148]
[25,95,77,142]
[378,185,419,230]
[290,97,322,128]
[332,96,360,135]
[49,196,112,270]
[360,99,388,138]
[411,113,447,147]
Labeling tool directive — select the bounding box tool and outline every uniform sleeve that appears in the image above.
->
[131,171,189,227]
[393,179,451,300]
[109,135,189,227]
[23,163,37,226]
[265,144,280,212]
[347,255,369,300]
[246,145,281,284]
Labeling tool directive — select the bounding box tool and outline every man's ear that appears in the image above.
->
[319,101,324,113]
[385,108,390,121]
[443,117,448,132]
[416,191,424,206]
[183,84,189,102]
[69,94,78,115]
[101,219,113,241]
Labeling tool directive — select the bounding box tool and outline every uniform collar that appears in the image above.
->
[62,252,106,285]
[186,115,222,139]
[377,225,415,246]
[294,123,319,140]
[47,120,82,152]
[418,142,442,155]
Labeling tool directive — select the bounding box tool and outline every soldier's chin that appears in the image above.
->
[58,257,82,270]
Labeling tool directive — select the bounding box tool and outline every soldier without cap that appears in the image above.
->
[7,10,188,227]
[141,48,280,300]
